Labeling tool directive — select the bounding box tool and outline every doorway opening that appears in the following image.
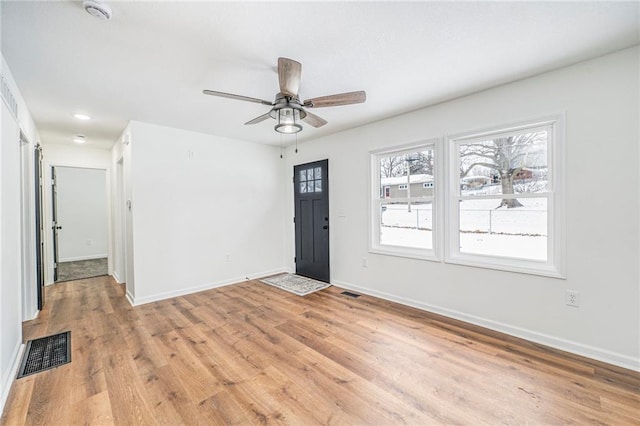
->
[51,166,108,282]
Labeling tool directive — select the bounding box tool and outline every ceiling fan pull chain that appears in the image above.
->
[295,132,298,154]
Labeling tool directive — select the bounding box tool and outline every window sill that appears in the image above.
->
[445,254,565,279]
[369,246,440,262]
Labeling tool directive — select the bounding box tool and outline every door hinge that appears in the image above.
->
[293,217,295,223]
[294,257,296,263]
[292,176,295,183]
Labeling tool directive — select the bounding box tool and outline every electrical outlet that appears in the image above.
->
[361,257,368,267]
[86,239,92,246]
[225,254,231,262]
[566,290,580,307]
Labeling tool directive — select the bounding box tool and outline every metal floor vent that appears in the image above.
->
[17,331,71,378]
[341,291,361,298]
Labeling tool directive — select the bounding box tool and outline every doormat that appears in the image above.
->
[260,273,331,296]
[17,331,71,378]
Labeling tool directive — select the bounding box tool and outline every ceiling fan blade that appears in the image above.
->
[244,112,272,125]
[278,57,301,97]
[203,90,272,106]
[302,111,328,128]
[304,91,366,108]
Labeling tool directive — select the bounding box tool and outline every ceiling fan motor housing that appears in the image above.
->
[269,93,307,120]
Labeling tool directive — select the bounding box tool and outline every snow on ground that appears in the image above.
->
[382,203,434,230]
[380,227,433,250]
[380,196,547,260]
[459,232,546,261]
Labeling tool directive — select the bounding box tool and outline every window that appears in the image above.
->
[447,116,564,277]
[299,166,322,193]
[370,140,438,259]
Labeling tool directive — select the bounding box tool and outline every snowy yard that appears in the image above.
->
[380,198,547,260]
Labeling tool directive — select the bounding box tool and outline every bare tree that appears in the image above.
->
[409,150,434,175]
[459,131,546,208]
[380,155,406,178]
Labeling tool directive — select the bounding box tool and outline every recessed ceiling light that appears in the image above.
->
[73,135,87,144]
[73,113,91,120]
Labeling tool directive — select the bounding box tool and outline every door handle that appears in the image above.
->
[322,225,328,230]
[53,226,62,230]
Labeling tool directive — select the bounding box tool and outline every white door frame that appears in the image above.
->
[42,163,112,284]
[19,133,37,320]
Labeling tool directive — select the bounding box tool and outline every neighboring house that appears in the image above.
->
[381,174,433,199]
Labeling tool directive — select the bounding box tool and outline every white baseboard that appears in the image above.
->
[111,271,123,284]
[0,341,25,418]
[22,307,39,322]
[332,279,640,373]
[125,287,135,307]
[58,254,107,262]
[129,268,289,306]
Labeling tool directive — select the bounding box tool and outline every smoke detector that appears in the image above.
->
[73,135,87,144]
[83,1,112,20]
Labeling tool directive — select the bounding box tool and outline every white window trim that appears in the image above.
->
[369,139,442,261]
[444,114,566,278]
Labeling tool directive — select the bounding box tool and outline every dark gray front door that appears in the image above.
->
[294,159,330,283]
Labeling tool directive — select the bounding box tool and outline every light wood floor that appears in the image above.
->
[1,276,638,425]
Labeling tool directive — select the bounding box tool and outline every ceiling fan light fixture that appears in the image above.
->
[275,107,302,134]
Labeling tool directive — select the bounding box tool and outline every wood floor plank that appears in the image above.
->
[154,330,221,403]
[198,390,251,425]
[2,275,638,425]
[0,376,34,426]
[70,390,114,426]
[102,351,157,425]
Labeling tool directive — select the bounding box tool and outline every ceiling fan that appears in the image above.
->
[203,57,366,134]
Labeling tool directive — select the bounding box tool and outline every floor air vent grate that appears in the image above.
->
[17,331,71,378]
[341,291,361,298]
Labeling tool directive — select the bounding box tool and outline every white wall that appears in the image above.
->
[0,81,21,419]
[0,51,40,415]
[123,121,287,305]
[54,166,108,262]
[284,47,640,371]
[41,144,111,284]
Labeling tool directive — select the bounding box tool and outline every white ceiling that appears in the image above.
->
[1,1,638,150]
